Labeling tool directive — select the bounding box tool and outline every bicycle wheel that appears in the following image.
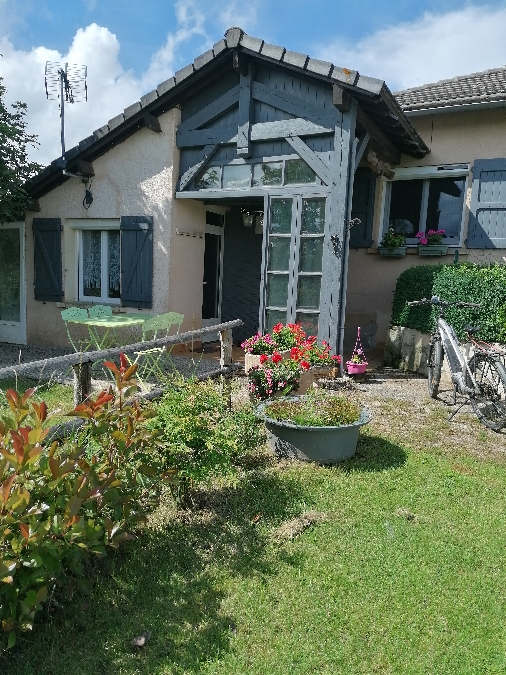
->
[467,354,506,431]
[427,337,443,399]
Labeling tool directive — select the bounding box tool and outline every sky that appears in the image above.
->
[1,0,506,165]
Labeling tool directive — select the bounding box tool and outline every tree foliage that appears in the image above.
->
[0,78,42,223]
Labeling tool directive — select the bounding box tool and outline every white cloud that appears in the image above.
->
[316,5,506,92]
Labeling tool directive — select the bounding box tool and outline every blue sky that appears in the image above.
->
[2,0,506,164]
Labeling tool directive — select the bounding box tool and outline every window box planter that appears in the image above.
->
[256,396,372,464]
[346,361,368,375]
[417,245,448,257]
[378,246,407,258]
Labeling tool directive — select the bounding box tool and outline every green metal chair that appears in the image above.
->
[134,312,185,387]
[88,304,113,319]
[60,307,91,352]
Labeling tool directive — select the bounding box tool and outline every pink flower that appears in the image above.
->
[420,238,427,245]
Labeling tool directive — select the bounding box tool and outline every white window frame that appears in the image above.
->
[380,164,470,247]
[69,219,121,304]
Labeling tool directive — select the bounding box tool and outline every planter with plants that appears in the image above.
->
[416,229,448,256]
[378,229,407,257]
[346,327,368,375]
[256,388,372,463]
[242,323,305,373]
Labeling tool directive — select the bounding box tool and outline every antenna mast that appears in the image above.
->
[45,62,87,167]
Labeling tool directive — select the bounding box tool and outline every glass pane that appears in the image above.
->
[108,231,120,298]
[202,233,221,319]
[82,230,101,297]
[388,180,423,235]
[270,199,292,234]
[297,276,321,310]
[285,158,317,185]
[295,312,319,336]
[0,229,20,322]
[253,162,283,187]
[426,177,465,240]
[267,274,289,307]
[301,198,325,234]
[268,237,290,271]
[299,238,323,272]
[223,164,251,190]
[195,166,221,190]
[266,309,287,333]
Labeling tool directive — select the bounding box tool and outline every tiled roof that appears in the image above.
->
[27,27,428,199]
[394,66,506,112]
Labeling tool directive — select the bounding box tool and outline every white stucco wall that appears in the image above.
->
[345,106,506,349]
[25,107,206,347]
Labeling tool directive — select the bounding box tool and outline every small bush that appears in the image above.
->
[151,379,265,493]
[391,264,441,333]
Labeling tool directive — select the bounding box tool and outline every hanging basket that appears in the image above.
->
[346,361,368,375]
[348,326,368,375]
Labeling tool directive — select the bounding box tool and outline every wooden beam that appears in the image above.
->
[178,144,219,191]
[356,107,401,165]
[332,85,351,113]
[354,131,370,172]
[285,136,333,185]
[251,81,338,128]
[364,149,395,180]
[142,113,162,133]
[237,65,253,157]
[26,198,40,212]
[232,50,249,77]
[74,160,94,178]
[176,119,333,148]
[177,86,240,134]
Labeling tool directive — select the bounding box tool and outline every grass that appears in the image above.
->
[4,383,506,674]
[0,375,74,426]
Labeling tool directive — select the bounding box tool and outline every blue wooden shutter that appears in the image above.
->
[350,168,376,248]
[468,159,506,248]
[32,218,63,301]
[120,216,153,308]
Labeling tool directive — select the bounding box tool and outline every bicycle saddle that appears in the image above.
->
[464,325,481,335]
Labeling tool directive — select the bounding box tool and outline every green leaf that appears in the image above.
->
[7,631,16,649]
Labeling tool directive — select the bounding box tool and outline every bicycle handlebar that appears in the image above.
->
[407,296,481,309]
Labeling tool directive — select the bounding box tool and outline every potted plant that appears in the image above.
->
[290,338,342,392]
[242,323,305,373]
[256,389,372,464]
[416,229,448,256]
[346,327,368,375]
[378,229,407,257]
[247,352,303,400]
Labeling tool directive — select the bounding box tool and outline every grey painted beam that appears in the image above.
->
[176,185,331,200]
[285,135,333,186]
[332,85,351,113]
[356,107,401,165]
[142,113,162,133]
[251,81,338,128]
[179,144,220,190]
[237,65,253,157]
[354,131,370,172]
[177,118,333,147]
[178,86,240,133]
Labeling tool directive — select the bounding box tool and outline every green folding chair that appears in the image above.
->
[88,304,113,319]
[134,312,184,387]
[61,307,91,352]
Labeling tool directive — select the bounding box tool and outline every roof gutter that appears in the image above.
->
[404,99,506,117]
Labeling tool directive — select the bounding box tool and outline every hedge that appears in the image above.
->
[391,262,506,343]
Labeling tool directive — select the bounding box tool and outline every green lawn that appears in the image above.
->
[4,391,506,674]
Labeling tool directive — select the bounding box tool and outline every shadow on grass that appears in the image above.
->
[5,468,305,675]
[341,434,407,473]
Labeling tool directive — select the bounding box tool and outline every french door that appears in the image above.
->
[0,222,26,344]
[260,194,328,338]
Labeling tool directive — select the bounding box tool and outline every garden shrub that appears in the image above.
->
[0,358,174,650]
[391,262,506,342]
[151,378,265,493]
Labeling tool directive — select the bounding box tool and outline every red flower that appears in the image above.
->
[300,360,310,371]
[331,354,342,363]
[272,351,282,363]
[272,323,284,333]
[290,347,301,360]
[259,354,268,364]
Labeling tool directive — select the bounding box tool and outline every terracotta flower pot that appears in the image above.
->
[346,361,367,375]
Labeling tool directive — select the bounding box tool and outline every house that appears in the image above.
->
[1,27,504,353]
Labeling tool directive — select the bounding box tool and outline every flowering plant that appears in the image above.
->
[380,228,406,249]
[247,354,301,400]
[271,322,306,350]
[241,332,277,355]
[416,229,445,246]
[349,349,367,364]
[290,337,342,367]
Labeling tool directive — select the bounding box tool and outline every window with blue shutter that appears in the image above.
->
[120,216,153,308]
[468,159,506,248]
[350,168,375,248]
[32,218,63,301]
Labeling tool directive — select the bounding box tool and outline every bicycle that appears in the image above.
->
[407,296,506,431]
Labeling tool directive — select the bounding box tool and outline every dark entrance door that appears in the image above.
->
[202,225,224,340]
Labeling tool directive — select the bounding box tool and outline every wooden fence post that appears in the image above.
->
[219,329,233,367]
[72,361,92,406]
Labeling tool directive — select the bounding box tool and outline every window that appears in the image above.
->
[383,166,468,245]
[79,229,120,303]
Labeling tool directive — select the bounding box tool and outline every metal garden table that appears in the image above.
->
[66,313,154,351]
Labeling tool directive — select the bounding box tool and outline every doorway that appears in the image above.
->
[201,223,224,341]
[0,222,26,344]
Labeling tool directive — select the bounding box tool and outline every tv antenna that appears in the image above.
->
[45,62,87,168]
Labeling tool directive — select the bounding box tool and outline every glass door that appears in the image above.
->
[261,195,326,337]
[0,222,26,344]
